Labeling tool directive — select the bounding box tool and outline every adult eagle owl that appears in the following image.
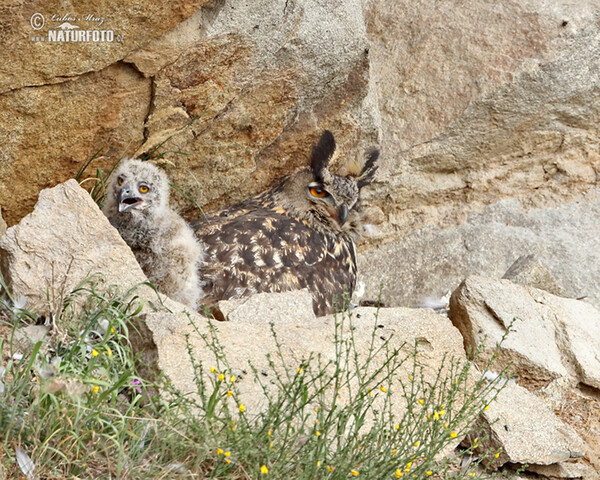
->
[192,131,378,316]
[103,159,204,310]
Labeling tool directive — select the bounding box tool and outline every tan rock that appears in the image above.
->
[449,276,600,392]
[0,207,6,237]
[450,276,569,387]
[364,1,600,240]
[214,290,316,323]
[140,304,467,420]
[0,63,151,227]
[0,0,210,92]
[480,382,585,468]
[0,180,151,313]
[133,0,380,219]
[527,461,597,479]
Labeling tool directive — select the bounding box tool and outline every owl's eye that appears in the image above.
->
[309,186,328,198]
[117,177,124,186]
[139,184,149,194]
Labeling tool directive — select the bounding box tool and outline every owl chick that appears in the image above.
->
[103,158,204,309]
[192,130,379,316]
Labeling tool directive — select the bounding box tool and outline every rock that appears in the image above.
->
[480,382,585,468]
[449,276,600,392]
[0,207,6,237]
[363,1,600,241]
[527,461,598,479]
[214,290,317,323]
[450,276,568,387]
[360,193,600,310]
[138,303,467,420]
[0,180,150,313]
[132,0,380,219]
[0,0,210,92]
[503,254,562,296]
[0,63,151,227]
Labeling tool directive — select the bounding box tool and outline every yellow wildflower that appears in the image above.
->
[315,431,321,437]
[260,465,268,474]
[92,385,99,394]
[227,390,233,397]
[395,469,403,478]
[218,374,225,381]
[210,367,216,373]
[426,471,433,476]
[297,367,303,374]
[380,385,387,393]
[395,424,400,431]
[230,375,236,382]
[216,448,223,455]
[351,469,359,476]
[106,347,112,356]
[91,349,99,357]
[327,466,334,472]
[450,431,458,438]
[239,404,245,413]
[413,441,420,448]
[418,398,424,405]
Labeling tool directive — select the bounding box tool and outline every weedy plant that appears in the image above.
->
[0,276,514,479]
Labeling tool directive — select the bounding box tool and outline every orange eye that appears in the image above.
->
[139,185,149,194]
[309,186,327,198]
[117,177,123,186]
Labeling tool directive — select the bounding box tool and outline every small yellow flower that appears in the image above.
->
[315,431,321,437]
[91,349,99,357]
[218,374,225,381]
[317,461,321,467]
[380,385,387,393]
[110,327,115,334]
[225,459,231,464]
[230,375,236,382]
[239,404,245,413]
[469,473,476,477]
[260,465,268,474]
[232,425,237,431]
[408,375,413,380]
[443,423,449,429]
[484,404,490,411]
[92,385,99,394]
[413,441,420,447]
[494,452,500,459]
[269,442,274,448]
[368,389,373,397]
[433,411,439,420]
[395,469,403,478]
[392,449,397,455]
[106,347,112,356]
[405,461,412,471]
[225,451,231,457]
[210,367,217,373]
[426,471,433,476]
[297,367,303,374]
[267,429,272,436]
[418,398,424,405]
[327,466,334,472]
[314,407,319,412]
[394,424,400,431]
[227,390,233,397]
[439,409,446,417]
[450,431,458,438]
[315,419,319,424]
[351,469,359,476]
[216,448,223,455]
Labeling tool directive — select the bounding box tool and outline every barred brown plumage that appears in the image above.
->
[192,130,379,316]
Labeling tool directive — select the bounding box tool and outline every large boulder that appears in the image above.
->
[0,180,150,312]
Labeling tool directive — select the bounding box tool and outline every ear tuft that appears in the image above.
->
[310,130,336,182]
[357,148,379,189]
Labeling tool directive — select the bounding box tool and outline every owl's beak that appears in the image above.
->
[119,188,143,212]
[337,204,348,226]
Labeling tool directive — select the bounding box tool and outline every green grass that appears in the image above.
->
[0,278,514,479]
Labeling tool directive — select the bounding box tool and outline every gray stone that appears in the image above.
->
[214,290,317,323]
[360,192,600,311]
[503,254,562,296]
[0,180,152,313]
[480,382,585,468]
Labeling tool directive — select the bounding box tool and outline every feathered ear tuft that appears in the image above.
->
[357,148,379,189]
[310,130,336,182]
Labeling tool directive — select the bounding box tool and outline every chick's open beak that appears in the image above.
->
[118,187,143,212]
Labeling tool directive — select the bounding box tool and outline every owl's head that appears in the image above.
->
[280,130,379,234]
[104,158,169,218]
